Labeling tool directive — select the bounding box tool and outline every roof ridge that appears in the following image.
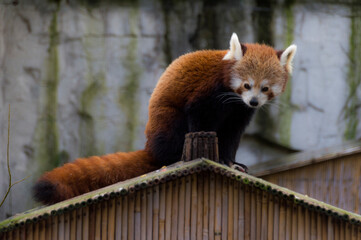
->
[1,158,361,232]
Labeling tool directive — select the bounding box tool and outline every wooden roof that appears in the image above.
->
[250,140,361,177]
[1,158,361,234]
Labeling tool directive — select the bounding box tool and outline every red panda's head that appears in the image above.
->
[223,33,297,108]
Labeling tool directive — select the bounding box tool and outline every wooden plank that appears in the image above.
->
[26,223,34,240]
[272,197,279,240]
[250,188,256,240]
[214,174,222,240]
[256,190,262,240]
[99,201,108,239]
[128,194,135,240]
[153,185,160,240]
[20,226,26,240]
[165,181,172,240]
[178,177,185,240]
[34,221,40,240]
[159,184,166,240]
[233,180,239,240]
[190,174,198,240]
[115,197,123,240]
[227,180,233,240]
[297,205,304,240]
[184,175,191,240]
[221,176,228,240]
[38,220,45,240]
[334,219,339,240]
[244,185,251,240]
[95,203,102,240]
[107,198,116,240]
[327,216,334,240]
[135,191,141,240]
[64,212,70,240]
[58,213,64,240]
[291,205,297,240]
[351,225,357,240]
[76,208,82,240]
[203,173,209,240]
[258,154,361,217]
[70,210,77,240]
[322,215,327,240]
[209,172,215,240]
[140,190,146,240]
[82,206,89,240]
[88,206,95,240]
[171,179,179,238]
[121,197,128,240]
[146,187,153,239]
[278,199,286,239]
[250,141,361,177]
[304,208,310,240]
[14,228,20,240]
[43,219,50,240]
[311,211,317,240]
[7,231,13,240]
[285,201,292,240]
[261,192,268,240]
[267,194,274,240]
[238,184,245,240]
[51,216,58,240]
[339,221,344,240]
[197,173,203,240]
[345,223,351,240]
[316,212,322,240]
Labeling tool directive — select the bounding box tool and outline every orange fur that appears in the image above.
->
[145,50,233,138]
[34,41,294,205]
[233,44,288,96]
[34,150,157,204]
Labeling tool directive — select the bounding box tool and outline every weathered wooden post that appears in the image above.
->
[182,131,248,173]
[181,131,219,162]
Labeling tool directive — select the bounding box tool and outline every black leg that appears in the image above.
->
[185,100,225,133]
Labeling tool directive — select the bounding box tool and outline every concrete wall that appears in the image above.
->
[0,0,360,219]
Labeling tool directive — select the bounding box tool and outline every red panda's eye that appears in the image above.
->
[262,87,269,92]
[244,83,251,90]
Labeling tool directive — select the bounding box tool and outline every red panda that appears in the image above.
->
[33,33,297,204]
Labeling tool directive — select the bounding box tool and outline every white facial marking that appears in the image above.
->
[240,78,269,108]
[271,84,282,96]
[261,79,269,86]
[241,90,255,107]
[257,94,268,106]
[223,33,243,61]
[230,77,242,90]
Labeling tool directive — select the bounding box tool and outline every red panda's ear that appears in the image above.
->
[223,33,244,61]
[241,44,247,56]
[279,44,297,74]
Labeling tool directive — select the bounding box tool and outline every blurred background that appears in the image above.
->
[0,0,360,220]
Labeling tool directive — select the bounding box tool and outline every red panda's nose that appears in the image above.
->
[250,97,258,107]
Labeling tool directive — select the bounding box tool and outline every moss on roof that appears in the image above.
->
[1,158,361,232]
